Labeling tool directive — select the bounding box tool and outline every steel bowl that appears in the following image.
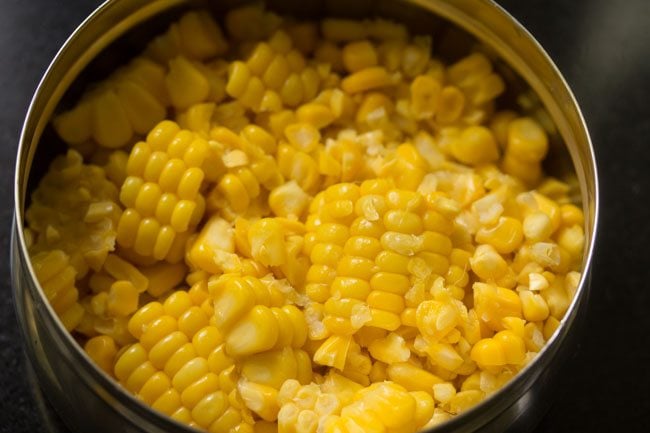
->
[12,0,599,432]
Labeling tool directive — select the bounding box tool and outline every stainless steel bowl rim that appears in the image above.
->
[12,1,599,432]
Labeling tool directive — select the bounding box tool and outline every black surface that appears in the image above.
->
[1,1,648,432]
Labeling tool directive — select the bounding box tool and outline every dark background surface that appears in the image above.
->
[1,0,648,431]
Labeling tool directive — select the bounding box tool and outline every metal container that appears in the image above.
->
[12,0,599,432]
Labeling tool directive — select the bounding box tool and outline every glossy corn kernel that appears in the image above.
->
[451,126,500,166]
[85,335,118,375]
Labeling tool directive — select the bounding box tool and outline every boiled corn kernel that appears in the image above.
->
[27,8,587,433]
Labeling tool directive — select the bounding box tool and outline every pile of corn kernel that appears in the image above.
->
[25,5,586,433]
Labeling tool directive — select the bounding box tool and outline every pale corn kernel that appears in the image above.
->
[269,181,311,219]
[530,242,561,268]
[523,211,553,241]
[543,316,561,340]
[556,224,585,260]
[367,332,410,364]
[225,305,280,357]
[432,382,456,404]
[285,123,320,153]
[470,244,508,281]
[507,117,549,163]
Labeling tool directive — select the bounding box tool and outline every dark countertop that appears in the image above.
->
[1,1,648,432]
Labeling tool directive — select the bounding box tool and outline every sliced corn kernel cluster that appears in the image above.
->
[30,250,85,331]
[26,5,587,433]
[226,30,325,112]
[54,11,229,151]
[26,149,121,278]
[53,57,169,150]
[277,372,434,433]
[303,181,456,362]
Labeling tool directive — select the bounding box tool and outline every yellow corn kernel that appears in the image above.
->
[502,153,542,186]
[432,382,456,405]
[239,381,280,422]
[342,40,378,73]
[89,89,134,149]
[543,316,561,341]
[523,211,553,242]
[541,277,570,319]
[436,86,465,124]
[341,67,393,94]
[410,75,442,119]
[493,330,526,364]
[313,335,351,370]
[476,216,524,254]
[116,81,166,135]
[321,18,367,42]
[556,224,585,261]
[263,55,291,90]
[473,283,522,331]
[248,218,288,266]
[519,290,550,322]
[448,390,484,414]
[285,123,320,153]
[560,204,584,228]
[490,110,517,149]
[226,305,279,357]
[188,216,239,274]
[296,103,335,130]
[53,99,93,145]
[356,92,393,126]
[368,332,410,364]
[268,181,310,219]
[166,57,211,110]
[470,244,508,281]
[106,280,139,317]
[507,117,549,163]
[84,335,117,375]
[451,126,499,166]
[386,362,443,393]
[470,338,505,367]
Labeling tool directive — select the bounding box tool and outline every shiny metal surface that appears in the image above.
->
[12,0,598,432]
